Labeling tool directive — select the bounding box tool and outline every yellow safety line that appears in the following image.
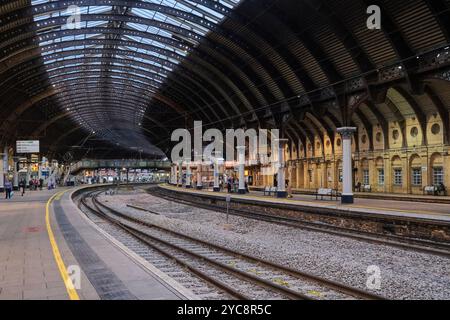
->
[45,190,80,301]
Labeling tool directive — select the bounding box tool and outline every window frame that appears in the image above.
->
[412,168,422,186]
[363,169,369,185]
[433,167,444,185]
[378,168,385,186]
[393,168,403,186]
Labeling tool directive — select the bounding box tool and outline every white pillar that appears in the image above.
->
[337,127,356,204]
[185,159,192,188]
[25,166,31,184]
[171,165,175,184]
[0,152,4,192]
[13,160,19,190]
[196,166,203,190]
[178,161,183,186]
[213,157,220,192]
[237,146,246,194]
[1,147,8,192]
[276,139,288,198]
[173,165,177,185]
[38,164,42,179]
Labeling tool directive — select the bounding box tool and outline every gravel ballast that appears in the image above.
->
[98,189,450,300]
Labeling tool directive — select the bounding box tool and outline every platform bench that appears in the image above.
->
[263,186,277,196]
[424,185,447,196]
[363,185,372,192]
[315,188,340,201]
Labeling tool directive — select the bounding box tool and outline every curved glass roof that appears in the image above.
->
[31,0,242,154]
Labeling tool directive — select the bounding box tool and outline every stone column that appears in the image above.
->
[0,151,4,192]
[26,164,31,188]
[13,159,19,190]
[276,139,288,198]
[178,161,183,187]
[185,158,192,188]
[337,127,356,204]
[296,163,302,188]
[213,152,221,192]
[1,147,8,192]
[237,146,246,194]
[38,163,42,180]
[196,164,203,190]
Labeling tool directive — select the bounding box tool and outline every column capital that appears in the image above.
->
[337,127,357,139]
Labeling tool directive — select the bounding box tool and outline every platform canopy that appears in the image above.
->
[1,0,450,160]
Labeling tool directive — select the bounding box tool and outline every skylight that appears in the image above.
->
[31,0,243,146]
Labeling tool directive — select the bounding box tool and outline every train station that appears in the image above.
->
[0,0,449,304]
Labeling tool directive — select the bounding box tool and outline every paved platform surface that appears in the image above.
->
[283,187,450,203]
[0,187,193,300]
[162,185,450,222]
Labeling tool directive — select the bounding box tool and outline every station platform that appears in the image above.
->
[0,187,195,300]
[161,185,450,222]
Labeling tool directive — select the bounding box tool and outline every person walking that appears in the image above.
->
[227,179,232,193]
[19,179,26,196]
[4,180,12,199]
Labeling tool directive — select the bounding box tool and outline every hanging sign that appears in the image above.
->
[16,140,40,154]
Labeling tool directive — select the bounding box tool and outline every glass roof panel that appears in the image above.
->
[30,0,242,149]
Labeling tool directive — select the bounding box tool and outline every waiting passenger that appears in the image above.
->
[4,180,12,199]
[19,180,26,196]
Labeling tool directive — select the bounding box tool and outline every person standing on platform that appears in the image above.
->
[39,178,44,190]
[4,180,12,199]
[286,179,293,198]
[19,179,26,196]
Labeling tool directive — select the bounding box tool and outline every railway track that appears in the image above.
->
[147,187,450,258]
[78,189,385,301]
[79,191,242,300]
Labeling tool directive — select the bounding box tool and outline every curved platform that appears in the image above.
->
[159,185,450,244]
[0,186,195,300]
[163,185,450,222]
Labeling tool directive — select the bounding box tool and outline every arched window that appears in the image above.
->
[430,153,444,185]
[392,156,402,186]
[410,155,422,186]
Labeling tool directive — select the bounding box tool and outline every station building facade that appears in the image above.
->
[252,87,450,195]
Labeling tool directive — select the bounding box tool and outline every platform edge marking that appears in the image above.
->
[46,190,80,301]
[70,187,198,300]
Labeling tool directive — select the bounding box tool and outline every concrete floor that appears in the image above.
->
[0,188,191,300]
